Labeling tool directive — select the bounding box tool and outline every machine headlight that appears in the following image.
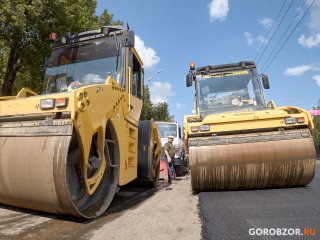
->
[191,126,199,132]
[285,117,296,124]
[40,98,55,110]
[200,125,210,131]
[55,97,68,108]
[296,117,305,123]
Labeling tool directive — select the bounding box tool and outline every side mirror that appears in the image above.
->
[186,72,195,87]
[262,74,270,89]
[125,30,135,48]
[186,74,192,87]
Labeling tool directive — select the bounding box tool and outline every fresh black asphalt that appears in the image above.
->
[199,161,320,240]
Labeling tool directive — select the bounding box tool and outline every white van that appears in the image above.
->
[156,122,188,175]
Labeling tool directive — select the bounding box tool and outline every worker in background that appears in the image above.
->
[164,135,176,184]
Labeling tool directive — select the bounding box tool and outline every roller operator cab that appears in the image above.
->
[184,61,317,191]
[0,26,162,218]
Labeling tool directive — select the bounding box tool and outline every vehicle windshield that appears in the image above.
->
[197,69,266,117]
[42,35,122,94]
[157,123,177,138]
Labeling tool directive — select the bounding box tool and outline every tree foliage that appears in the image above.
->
[140,86,174,122]
[0,2,173,122]
[0,0,120,96]
[312,100,320,156]
[98,9,123,27]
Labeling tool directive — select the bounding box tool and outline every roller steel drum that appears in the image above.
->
[0,120,118,218]
[189,129,317,191]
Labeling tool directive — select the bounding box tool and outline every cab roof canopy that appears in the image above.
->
[52,26,125,48]
[196,61,256,75]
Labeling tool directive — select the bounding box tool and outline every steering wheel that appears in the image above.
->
[231,98,242,106]
[231,97,255,106]
[45,75,55,93]
[209,95,218,103]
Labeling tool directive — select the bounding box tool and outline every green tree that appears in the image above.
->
[140,86,154,120]
[312,100,320,156]
[0,42,8,87]
[140,86,174,122]
[0,0,120,96]
[152,102,174,122]
[98,9,123,26]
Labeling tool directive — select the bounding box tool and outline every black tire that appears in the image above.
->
[175,165,184,176]
[150,161,160,187]
[66,121,119,218]
[136,120,160,187]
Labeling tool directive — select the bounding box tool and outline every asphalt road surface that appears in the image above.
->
[0,183,168,240]
[199,161,320,240]
[0,177,201,240]
[1,162,319,240]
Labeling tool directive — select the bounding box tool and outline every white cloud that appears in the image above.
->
[244,32,254,45]
[175,103,184,109]
[283,65,315,76]
[298,33,320,48]
[307,0,320,32]
[297,1,320,48]
[244,32,266,47]
[209,0,229,22]
[149,82,174,103]
[258,18,274,29]
[313,75,320,87]
[256,35,267,46]
[135,36,160,69]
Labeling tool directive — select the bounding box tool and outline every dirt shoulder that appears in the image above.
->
[84,175,201,240]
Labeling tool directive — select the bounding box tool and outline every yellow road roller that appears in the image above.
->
[0,26,162,218]
[184,61,317,191]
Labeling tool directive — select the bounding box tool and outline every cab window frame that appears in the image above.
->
[128,48,143,99]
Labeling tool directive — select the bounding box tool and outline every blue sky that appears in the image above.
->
[97,0,320,125]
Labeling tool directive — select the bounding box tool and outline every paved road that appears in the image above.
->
[0,176,201,240]
[0,183,167,240]
[199,161,320,240]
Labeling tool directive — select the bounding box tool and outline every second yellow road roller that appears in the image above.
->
[184,61,317,191]
[0,26,162,218]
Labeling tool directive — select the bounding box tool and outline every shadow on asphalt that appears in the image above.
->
[0,180,169,225]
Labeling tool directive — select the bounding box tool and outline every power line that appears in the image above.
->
[256,0,295,65]
[260,0,308,71]
[262,0,316,73]
[253,0,287,61]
